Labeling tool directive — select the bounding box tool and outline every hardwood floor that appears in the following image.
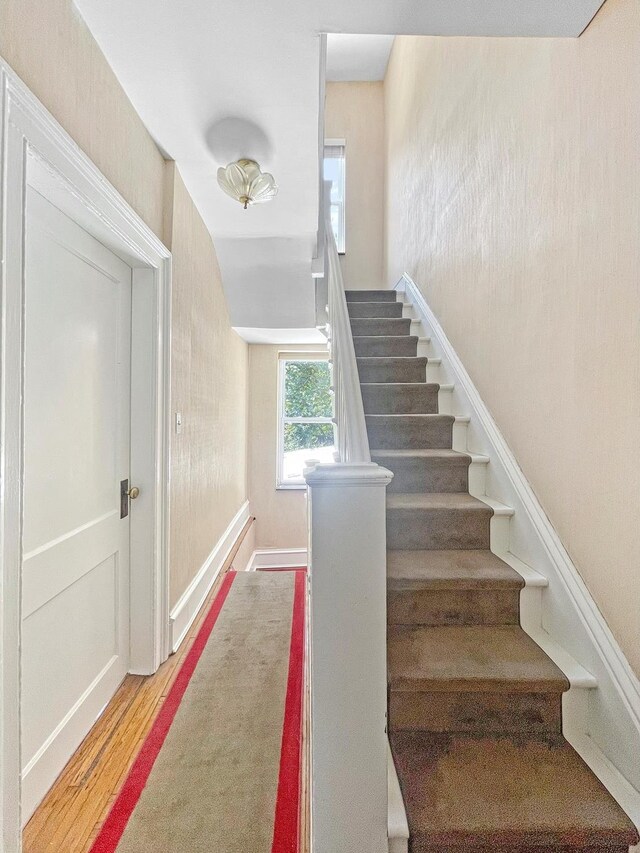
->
[22,518,307,853]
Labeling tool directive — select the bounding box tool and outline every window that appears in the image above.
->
[277,356,335,488]
[324,140,345,253]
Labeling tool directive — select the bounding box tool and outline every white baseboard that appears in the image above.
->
[169,500,251,652]
[21,654,124,823]
[398,273,640,827]
[388,740,409,853]
[248,547,308,571]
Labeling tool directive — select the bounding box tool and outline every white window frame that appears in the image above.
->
[324,138,346,254]
[277,355,334,489]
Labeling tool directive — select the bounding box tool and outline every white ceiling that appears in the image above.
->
[74,0,604,342]
[326,35,395,82]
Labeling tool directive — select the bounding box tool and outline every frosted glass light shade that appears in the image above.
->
[217,159,278,209]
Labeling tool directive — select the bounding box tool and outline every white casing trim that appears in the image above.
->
[0,58,172,849]
[169,501,250,652]
[398,273,640,829]
[248,548,309,571]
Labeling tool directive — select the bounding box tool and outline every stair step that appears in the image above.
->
[388,549,524,590]
[389,734,639,852]
[345,289,397,302]
[350,317,412,337]
[388,624,567,737]
[361,383,439,415]
[353,335,418,357]
[372,448,469,492]
[387,493,492,550]
[357,356,427,383]
[387,549,523,626]
[347,301,404,318]
[388,624,568,693]
[366,414,454,450]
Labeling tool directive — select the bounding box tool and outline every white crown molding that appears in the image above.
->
[398,273,640,821]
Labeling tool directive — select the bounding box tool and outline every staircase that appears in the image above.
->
[346,289,639,853]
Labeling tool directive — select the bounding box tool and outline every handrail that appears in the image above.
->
[305,199,391,853]
[325,217,371,464]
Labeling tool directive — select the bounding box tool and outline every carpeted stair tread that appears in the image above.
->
[366,414,454,450]
[387,549,524,590]
[356,356,428,383]
[387,492,491,512]
[389,733,639,849]
[345,289,397,302]
[373,448,467,459]
[350,317,412,336]
[361,383,439,415]
[388,625,568,692]
[347,301,404,318]
[353,335,418,357]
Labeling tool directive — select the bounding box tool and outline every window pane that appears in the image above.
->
[323,145,345,252]
[284,422,334,452]
[284,361,332,418]
[283,423,335,480]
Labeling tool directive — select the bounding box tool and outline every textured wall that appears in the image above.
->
[248,345,327,549]
[325,82,385,290]
[384,0,640,675]
[0,0,165,238]
[0,2,250,608]
[166,166,248,606]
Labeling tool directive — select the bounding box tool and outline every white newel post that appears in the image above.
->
[306,462,393,853]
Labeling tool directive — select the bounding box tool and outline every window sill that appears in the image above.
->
[276,482,307,491]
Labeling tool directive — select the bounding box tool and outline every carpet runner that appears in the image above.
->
[89,569,305,853]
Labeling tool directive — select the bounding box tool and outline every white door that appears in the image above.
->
[21,188,133,821]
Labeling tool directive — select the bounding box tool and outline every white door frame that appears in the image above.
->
[0,59,172,850]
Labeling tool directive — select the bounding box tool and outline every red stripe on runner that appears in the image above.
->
[89,570,237,853]
[271,569,307,853]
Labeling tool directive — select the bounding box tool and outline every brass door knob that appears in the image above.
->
[127,486,140,499]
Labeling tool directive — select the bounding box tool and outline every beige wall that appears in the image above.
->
[384,0,640,675]
[248,345,327,549]
[325,82,385,290]
[0,1,249,608]
[166,166,249,605]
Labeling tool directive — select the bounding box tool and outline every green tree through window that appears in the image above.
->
[279,358,335,485]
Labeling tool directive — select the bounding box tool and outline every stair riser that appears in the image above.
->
[366,416,454,450]
[353,336,418,357]
[387,587,520,626]
[361,385,439,415]
[347,302,404,318]
[350,318,412,336]
[376,456,469,492]
[345,290,397,302]
[389,690,563,739]
[387,506,492,550]
[357,359,427,383]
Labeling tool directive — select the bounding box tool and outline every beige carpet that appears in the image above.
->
[91,570,303,853]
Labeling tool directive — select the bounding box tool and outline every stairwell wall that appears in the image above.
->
[0,0,250,609]
[384,0,640,676]
[325,82,386,290]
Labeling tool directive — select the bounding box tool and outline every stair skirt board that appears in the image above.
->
[344,284,639,852]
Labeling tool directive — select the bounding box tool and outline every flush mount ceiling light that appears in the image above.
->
[217,158,278,209]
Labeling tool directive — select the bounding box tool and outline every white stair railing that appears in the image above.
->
[324,222,370,464]
[305,210,392,853]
